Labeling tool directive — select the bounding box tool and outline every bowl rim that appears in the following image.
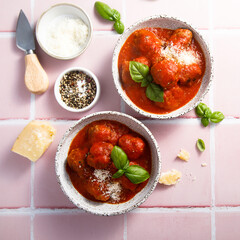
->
[36,3,93,60]
[55,111,162,216]
[54,66,100,112]
[112,14,213,119]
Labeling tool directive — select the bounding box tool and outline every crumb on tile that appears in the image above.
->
[159,169,182,185]
[201,163,207,167]
[177,149,190,161]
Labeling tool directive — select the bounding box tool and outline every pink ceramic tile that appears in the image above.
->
[0,38,31,119]
[35,35,121,119]
[142,122,211,207]
[34,123,75,208]
[0,124,31,208]
[127,212,211,240]
[34,213,124,240]
[213,0,240,29]
[0,0,31,32]
[215,123,240,206]
[0,215,31,240]
[213,33,240,117]
[216,212,240,240]
[125,0,209,29]
[34,0,123,31]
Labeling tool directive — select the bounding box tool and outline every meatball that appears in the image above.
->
[133,56,151,67]
[121,57,151,85]
[85,179,110,202]
[88,123,112,145]
[118,134,145,160]
[151,59,179,89]
[178,63,202,85]
[67,148,89,176]
[120,61,132,85]
[169,29,193,48]
[134,29,162,61]
[118,162,139,191]
[87,142,114,169]
[155,86,184,111]
[119,175,137,191]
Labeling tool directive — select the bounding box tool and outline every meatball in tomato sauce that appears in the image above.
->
[169,29,193,48]
[151,59,179,89]
[118,134,145,160]
[67,148,89,176]
[87,142,113,169]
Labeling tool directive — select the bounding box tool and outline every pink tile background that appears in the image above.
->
[125,0,210,29]
[213,32,240,117]
[34,0,123,31]
[216,212,240,240]
[142,122,211,207]
[0,38,31,119]
[1,0,240,238]
[215,123,240,206]
[213,0,240,29]
[0,215,31,240]
[0,0,31,32]
[35,35,121,119]
[34,213,124,240]
[127,212,211,240]
[0,125,31,208]
[34,123,75,208]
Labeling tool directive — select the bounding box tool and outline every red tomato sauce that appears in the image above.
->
[118,27,206,114]
[66,120,152,204]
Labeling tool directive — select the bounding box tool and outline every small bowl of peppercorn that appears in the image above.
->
[54,67,100,112]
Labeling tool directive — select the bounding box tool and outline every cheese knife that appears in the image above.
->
[16,10,49,94]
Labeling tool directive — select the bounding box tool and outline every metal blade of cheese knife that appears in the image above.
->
[16,10,35,53]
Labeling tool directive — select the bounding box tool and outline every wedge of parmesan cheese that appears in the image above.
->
[11,121,56,162]
[159,169,182,185]
[177,149,190,162]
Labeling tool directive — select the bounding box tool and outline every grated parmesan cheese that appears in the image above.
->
[93,169,111,182]
[161,45,199,66]
[93,169,122,202]
[45,15,89,57]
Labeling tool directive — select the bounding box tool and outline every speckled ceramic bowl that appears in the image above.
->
[36,3,92,60]
[55,111,161,216]
[112,15,213,119]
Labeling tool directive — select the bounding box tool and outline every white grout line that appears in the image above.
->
[208,0,216,239]
[1,206,240,215]
[0,32,15,37]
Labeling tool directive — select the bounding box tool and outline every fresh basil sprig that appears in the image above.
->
[195,103,224,127]
[129,61,164,102]
[111,146,150,184]
[197,138,205,152]
[94,1,124,34]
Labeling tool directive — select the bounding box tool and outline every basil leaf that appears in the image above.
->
[111,146,128,169]
[112,169,125,178]
[146,82,164,102]
[125,165,150,184]
[113,20,124,34]
[112,9,121,21]
[210,111,225,123]
[197,139,205,152]
[195,103,208,117]
[95,1,115,21]
[204,108,212,118]
[201,117,209,127]
[129,61,149,82]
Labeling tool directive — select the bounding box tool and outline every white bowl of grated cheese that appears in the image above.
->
[36,3,92,60]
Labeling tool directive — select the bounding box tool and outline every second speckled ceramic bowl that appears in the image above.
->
[55,111,161,216]
[112,15,213,119]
